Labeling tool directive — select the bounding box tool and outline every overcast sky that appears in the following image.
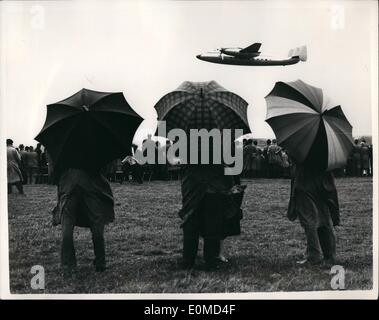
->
[1,0,377,147]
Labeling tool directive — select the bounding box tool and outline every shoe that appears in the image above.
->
[93,259,106,272]
[181,260,195,270]
[217,255,229,263]
[201,263,220,271]
[95,265,106,272]
[296,258,322,266]
[322,257,337,268]
[62,266,77,280]
[201,259,221,271]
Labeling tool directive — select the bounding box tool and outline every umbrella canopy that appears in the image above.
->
[35,88,143,171]
[154,80,250,137]
[265,79,353,170]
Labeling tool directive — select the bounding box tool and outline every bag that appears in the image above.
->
[51,204,61,226]
[225,184,246,219]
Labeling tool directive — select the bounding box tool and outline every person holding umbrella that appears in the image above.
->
[36,88,143,277]
[154,81,249,270]
[265,80,353,266]
[287,151,340,265]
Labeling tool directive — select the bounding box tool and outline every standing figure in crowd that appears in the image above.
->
[243,139,255,178]
[104,159,117,182]
[267,139,282,178]
[180,138,245,270]
[280,149,291,178]
[251,140,263,178]
[121,145,143,184]
[35,143,43,165]
[25,146,39,184]
[262,139,271,178]
[53,165,115,278]
[18,144,28,184]
[345,149,354,177]
[368,144,373,176]
[6,139,24,195]
[45,149,54,184]
[287,160,339,266]
[360,139,370,177]
[36,144,48,183]
[352,139,362,177]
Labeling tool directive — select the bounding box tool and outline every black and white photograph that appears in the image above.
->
[0,0,377,300]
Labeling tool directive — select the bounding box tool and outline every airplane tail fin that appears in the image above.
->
[240,42,262,53]
[288,45,307,62]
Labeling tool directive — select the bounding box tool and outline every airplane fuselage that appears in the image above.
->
[196,54,301,66]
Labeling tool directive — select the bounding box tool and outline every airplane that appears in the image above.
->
[196,43,307,66]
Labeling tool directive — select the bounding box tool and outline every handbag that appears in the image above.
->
[51,204,61,226]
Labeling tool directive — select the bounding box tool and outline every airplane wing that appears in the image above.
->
[239,43,262,54]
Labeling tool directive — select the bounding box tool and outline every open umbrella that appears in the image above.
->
[265,79,353,170]
[35,88,143,171]
[154,81,250,137]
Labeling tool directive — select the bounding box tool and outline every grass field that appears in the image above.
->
[7,177,373,294]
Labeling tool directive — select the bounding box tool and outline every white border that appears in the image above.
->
[0,0,378,300]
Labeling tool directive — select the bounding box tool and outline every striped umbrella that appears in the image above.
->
[154,81,250,137]
[265,79,353,170]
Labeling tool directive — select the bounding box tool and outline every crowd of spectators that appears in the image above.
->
[12,136,373,185]
[241,137,373,179]
[14,142,51,184]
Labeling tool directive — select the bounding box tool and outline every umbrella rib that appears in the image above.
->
[285,80,323,112]
[89,112,137,148]
[271,114,319,143]
[37,111,81,133]
[155,92,196,120]
[91,93,135,113]
[265,96,318,120]
[323,117,354,150]
[324,121,350,169]
[323,115,353,145]
[157,98,194,120]
[290,119,321,160]
[41,115,82,165]
[208,93,248,120]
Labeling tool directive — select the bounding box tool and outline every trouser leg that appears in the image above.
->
[61,197,78,269]
[318,226,336,262]
[203,237,221,267]
[182,216,199,267]
[90,223,105,268]
[201,195,222,267]
[303,226,323,263]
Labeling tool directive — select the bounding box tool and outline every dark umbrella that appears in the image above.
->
[35,88,143,171]
[154,81,250,137]
[265,79,353,170]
